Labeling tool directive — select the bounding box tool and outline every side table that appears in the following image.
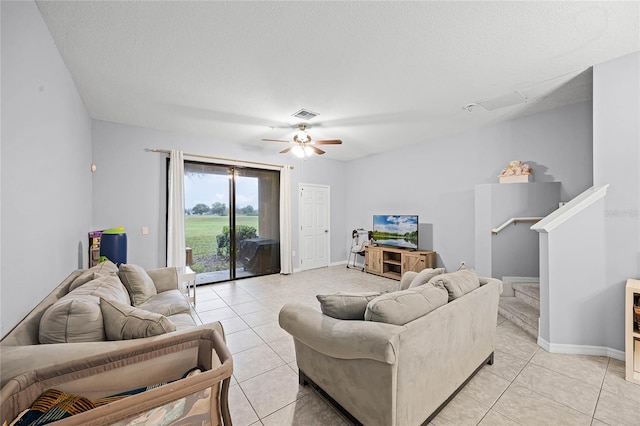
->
[177,266,196,307]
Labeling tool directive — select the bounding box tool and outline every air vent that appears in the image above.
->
[292,109,319,120]
[478,91,528,111]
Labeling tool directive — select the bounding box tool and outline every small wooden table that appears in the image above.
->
[177,266,196,307]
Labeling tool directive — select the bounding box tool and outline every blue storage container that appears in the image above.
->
[100,227,127,266]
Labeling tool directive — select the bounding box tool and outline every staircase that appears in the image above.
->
[498,282,540,338]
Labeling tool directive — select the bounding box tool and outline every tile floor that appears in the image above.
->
[191,266,640,426]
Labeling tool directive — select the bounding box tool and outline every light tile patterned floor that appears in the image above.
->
[191,266,639,426]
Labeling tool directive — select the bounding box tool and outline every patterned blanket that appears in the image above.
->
[12,367,202,426]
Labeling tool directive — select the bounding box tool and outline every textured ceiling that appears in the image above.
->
[35,1,639,161]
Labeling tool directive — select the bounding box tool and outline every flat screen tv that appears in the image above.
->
[372,215,418,249]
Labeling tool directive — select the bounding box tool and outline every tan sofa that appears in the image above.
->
[0,262,218,388]
[279,269,502,426]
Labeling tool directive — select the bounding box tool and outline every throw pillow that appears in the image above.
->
[408,268,446,289]
[39,297,106,343]
[100,297,176,340]
[364,285,448,326]
[118,264,158,306]
[428,268,479,301]
[316,291,384,320]
[39,275,131,344]
[69,260,119,292]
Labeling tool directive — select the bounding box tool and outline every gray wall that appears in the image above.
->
[545,197,607,346]
[1,1,92,336]
[475,182,560,280]
[91,120,347,270]
[593,51,640,351]
[345,102,593,273]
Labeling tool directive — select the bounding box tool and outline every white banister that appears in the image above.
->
[491,217,544,235]
[531,185,609,233]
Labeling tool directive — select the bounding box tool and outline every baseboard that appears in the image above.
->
[537,336,625,361]
[293,260,349,273]
[501,276,540,297]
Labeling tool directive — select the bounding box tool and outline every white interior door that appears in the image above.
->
[299,184,330,270]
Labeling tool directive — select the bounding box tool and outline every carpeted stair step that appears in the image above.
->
[512,282,540,310]
[498,297,539,338]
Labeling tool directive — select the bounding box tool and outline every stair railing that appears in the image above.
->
[491,217,543,235]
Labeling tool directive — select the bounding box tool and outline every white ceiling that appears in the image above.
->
[35,1,639,161]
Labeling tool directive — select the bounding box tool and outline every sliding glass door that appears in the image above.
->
[181,161,280,285]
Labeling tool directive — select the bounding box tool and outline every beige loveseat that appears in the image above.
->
[0,261,218,388]
[279,268,502,426]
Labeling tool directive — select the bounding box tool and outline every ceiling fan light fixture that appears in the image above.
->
[294,129,311,143]
[292,145,314,158]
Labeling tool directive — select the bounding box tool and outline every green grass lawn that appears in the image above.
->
[185,215,259,273]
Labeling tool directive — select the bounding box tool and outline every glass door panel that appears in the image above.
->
[181,162,280,284]
[235,168,280,278]
[184,162,231,284]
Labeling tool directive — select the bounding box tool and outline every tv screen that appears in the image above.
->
[372,215,418,249]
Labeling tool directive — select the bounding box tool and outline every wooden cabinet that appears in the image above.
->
[365,246,383,274]
[626,279,640,384]
[365,246,436,280]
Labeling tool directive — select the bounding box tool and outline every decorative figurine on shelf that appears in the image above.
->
[498,160,533,183]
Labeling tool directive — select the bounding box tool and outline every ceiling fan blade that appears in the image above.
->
[309,145,326,155]
[279,146,294,154]
[262,138,290,143]
[314,139,343,145]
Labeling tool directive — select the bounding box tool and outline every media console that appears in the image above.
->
[365,246,436,280]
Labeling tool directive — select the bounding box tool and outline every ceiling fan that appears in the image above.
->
[262,124,342,157]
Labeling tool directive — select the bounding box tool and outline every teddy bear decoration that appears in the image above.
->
[498,160,532,183]
[499,160,531,177]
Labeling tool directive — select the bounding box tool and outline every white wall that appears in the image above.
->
[1,1,92,336]
[91,120,347,269]
[346,101,593,272]
[593,51,640,351]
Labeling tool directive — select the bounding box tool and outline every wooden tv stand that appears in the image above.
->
[365,246,436,280]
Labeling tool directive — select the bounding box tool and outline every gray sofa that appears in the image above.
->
[0,261,220,388]
[279,268,502,426]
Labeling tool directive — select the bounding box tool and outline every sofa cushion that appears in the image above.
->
[316,291,384,320]
[68,260,119,292]
[166,313,198,330]
[364,284,448,325]
[428,269,480,301]
[100,298,176,340]
[137,290,191,316]
[39,297,105,343]
[118,264,157,306]
[39,275,130,344]
[68,274,131,305]
[408,268,445,288]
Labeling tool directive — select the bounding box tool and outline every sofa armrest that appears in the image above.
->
[279,303,404,365]
[147,267,178,293]
[479,276,503,294]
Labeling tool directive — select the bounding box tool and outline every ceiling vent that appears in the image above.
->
[292,109,319,120]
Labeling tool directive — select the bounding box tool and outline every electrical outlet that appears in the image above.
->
[141,227,149,235]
